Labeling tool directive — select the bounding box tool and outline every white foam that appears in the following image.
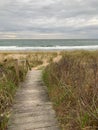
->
[0,45,98,51]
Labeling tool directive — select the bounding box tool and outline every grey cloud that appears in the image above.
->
[0,0,98,38]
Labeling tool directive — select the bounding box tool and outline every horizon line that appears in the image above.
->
[0,38,98,40]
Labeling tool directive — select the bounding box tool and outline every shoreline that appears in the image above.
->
[0,50,62,54]
[0,45,98,52]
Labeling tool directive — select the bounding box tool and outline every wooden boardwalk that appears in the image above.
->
[8,70,60,130]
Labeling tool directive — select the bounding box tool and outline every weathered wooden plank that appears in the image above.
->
[8,70,60,130]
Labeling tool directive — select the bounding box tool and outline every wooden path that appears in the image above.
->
[8,70,60,130]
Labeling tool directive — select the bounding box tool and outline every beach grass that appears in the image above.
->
[43,50,98,130]
[1,50,98,130]
[0,51,58,130]
[0,57,29,130]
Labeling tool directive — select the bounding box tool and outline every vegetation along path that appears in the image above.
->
[8,70,60,130]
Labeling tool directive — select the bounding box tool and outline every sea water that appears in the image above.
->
[0,39,98,51]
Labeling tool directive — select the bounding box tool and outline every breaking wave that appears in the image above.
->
[0,45,98,51]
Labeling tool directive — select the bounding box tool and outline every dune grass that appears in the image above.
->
[0,51,58,130]
[43,50,98,130]
[0,51,58,68]
[0,58,28,130]
[26,52,58,68]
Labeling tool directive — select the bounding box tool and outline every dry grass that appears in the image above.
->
[0,58,28,130]
[43,50,98,130]
[0,51,58,130]
[0,51,58,68]
[26,52,58,68]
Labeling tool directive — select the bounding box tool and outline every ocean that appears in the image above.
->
[0,39,98,51]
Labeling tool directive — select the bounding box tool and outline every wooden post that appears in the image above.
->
[14,59,19,84]
[22,60,25,79]
[26,60,31,70]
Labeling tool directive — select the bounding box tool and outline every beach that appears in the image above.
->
[0,50,98,130]
[0,40,98,130]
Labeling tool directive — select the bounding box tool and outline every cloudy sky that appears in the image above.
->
[0,0,98,39]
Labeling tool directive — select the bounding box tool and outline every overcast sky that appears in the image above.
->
[0,0,98,39]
